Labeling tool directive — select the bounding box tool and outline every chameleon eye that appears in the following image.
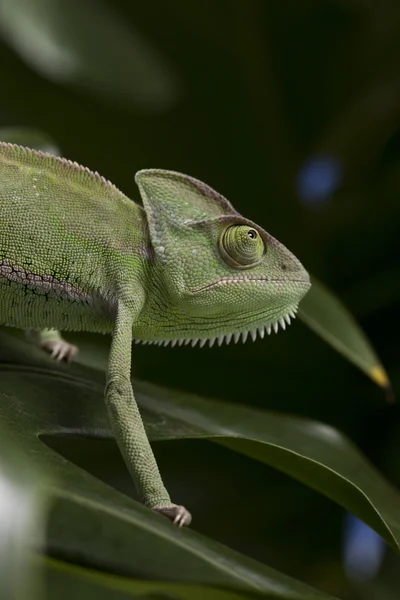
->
[219,224,265,268]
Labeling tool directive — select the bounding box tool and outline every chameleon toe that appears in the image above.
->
[41,339,79,362]
[152,504,192,527]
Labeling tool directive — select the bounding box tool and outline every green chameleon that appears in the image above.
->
[0,142,310,526]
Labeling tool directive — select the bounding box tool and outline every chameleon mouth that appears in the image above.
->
[192,276,310,294]
[134,305,298,348]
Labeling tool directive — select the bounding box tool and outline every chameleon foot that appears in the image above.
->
[152,504,192,527]
[40,339,79,363]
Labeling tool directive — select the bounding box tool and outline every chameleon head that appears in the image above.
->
[135,170,311,346]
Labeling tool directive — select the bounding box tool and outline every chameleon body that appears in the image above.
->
[0,142,310,526]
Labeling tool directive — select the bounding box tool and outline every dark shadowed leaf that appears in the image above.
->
[0,331,339,599]
[1,330,399,600]
[43,556,333,600]
[134,380,400,553]
[298,278,390,390]
[66,332,400,555]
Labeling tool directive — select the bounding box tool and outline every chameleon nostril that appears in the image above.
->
[280,263,287,271]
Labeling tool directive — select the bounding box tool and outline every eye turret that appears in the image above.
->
[219,224,265,268]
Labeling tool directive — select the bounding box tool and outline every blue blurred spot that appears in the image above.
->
[296,155,343,204]
[343,513,386,582]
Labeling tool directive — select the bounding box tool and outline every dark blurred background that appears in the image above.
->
[0,0,399,598]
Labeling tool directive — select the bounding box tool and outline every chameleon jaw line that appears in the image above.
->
[134,306,298,348]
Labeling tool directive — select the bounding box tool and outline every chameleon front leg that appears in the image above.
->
[105,301,191,527]
[26,328,78,362]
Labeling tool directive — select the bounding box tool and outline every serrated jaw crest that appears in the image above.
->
[134,306,298,348]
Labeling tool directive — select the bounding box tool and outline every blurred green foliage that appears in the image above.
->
[0,0,399,599]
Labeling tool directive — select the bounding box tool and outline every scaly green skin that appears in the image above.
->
[0,142,310,526]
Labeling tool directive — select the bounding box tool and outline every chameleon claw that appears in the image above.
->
[152,504,192,527]
[41,339,79,363]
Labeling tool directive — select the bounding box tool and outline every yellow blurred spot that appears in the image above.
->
[370,365,390,388]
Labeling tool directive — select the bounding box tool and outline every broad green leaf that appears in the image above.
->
[0,0,181,111]
[67,334,400,557]
[298,278,390,390]
[135,379,400,552]
[0,330,338,599]
[43,556,331,600]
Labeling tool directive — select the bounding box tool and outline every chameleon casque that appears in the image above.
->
[0,142,310,526]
